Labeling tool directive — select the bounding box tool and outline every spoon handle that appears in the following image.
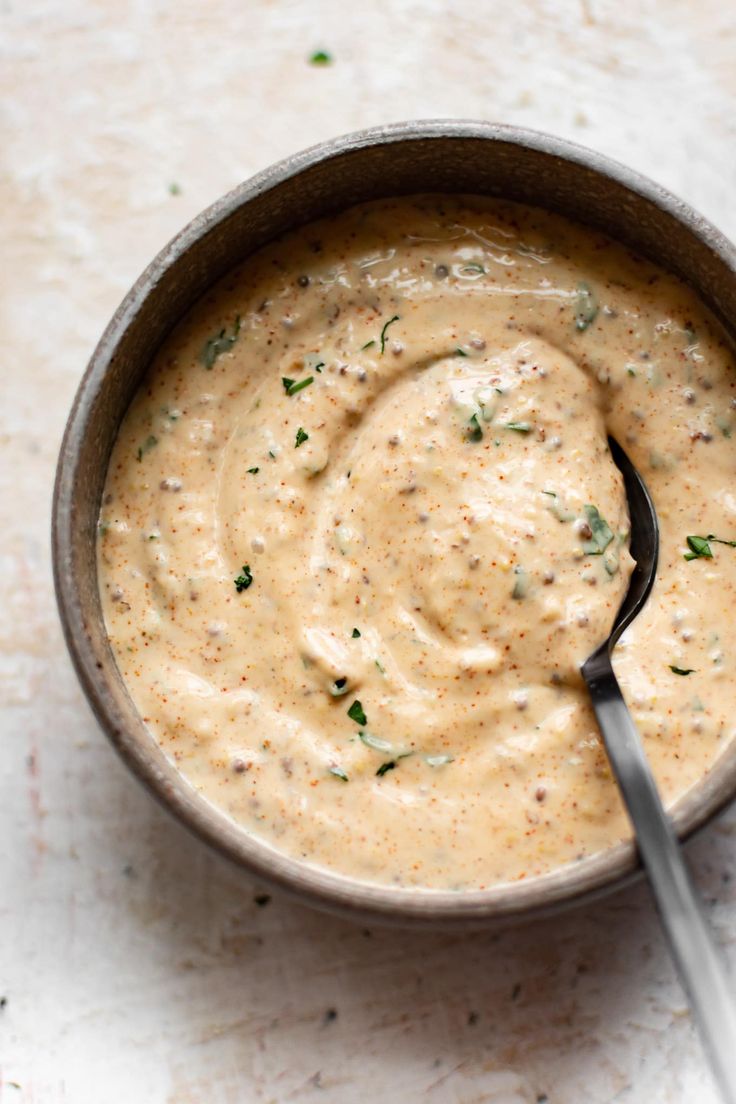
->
[583,650,736,1104]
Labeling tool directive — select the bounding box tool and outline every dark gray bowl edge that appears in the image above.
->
[52,119,736,929]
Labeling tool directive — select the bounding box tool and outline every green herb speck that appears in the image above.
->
[685,535,712,560]
[574,282,598,331]
[136,435,158,462]
[329,765,349,781]
[582,505,614,555]
[376,760,396,777]
[505,422,532,434]
[295,427,309,448]
[234,565,253,592]
[309,49,333,65]
[670,665,696,675]
[352,627,361,638]
[282,376,314,396]
[467,412,483,442]
[347,699,367,726]
[684,534,736,560]
[201,316,241,369]
[247,467,259,474]
[379,315,400,354]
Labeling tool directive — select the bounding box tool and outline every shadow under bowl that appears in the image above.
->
[52,120,736,929]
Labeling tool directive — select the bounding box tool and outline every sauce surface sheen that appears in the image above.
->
[98,195,736,890]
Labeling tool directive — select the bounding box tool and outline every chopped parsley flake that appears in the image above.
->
[351,627,361,638]
[685,535,712,560]
[684,534,736,560]
[505,422,532,434]
[313,362,325,373]
[361,340,376,350]
[375,659,386,675]
[376,760,396,777]
[234,565,253,592]
[295,427,309,448]
[467,412,483,442]
[329,765,349,781]
[309,49,333,65]
[282,376,314,396]
[379,315,400,354]
[582,505,614,554]
[670,665,696,675]
[247,467,259,474]
[201,316,241,369]
[136,434,158,462]
[574,282,598,331]
[347,699,367,725]
[455,347,468,357]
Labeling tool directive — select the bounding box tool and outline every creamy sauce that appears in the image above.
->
[98,196,736,890]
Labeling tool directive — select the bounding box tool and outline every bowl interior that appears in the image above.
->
[53,121,736,927]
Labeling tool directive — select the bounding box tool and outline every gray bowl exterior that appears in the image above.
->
[53,120,736,929]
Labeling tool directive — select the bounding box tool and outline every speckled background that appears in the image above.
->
[3,2,736,1101]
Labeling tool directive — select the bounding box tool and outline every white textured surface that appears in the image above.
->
[2,2,736,1101]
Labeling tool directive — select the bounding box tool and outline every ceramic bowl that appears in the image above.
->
[53,121,736,928]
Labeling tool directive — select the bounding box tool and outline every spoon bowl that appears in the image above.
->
[594,437,659,654]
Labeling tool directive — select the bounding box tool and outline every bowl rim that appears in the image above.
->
[53,119,736,926]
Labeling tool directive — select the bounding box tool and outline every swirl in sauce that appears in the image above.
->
[98,196,736,889]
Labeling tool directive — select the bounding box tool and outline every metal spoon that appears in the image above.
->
[581,438,736,1102]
